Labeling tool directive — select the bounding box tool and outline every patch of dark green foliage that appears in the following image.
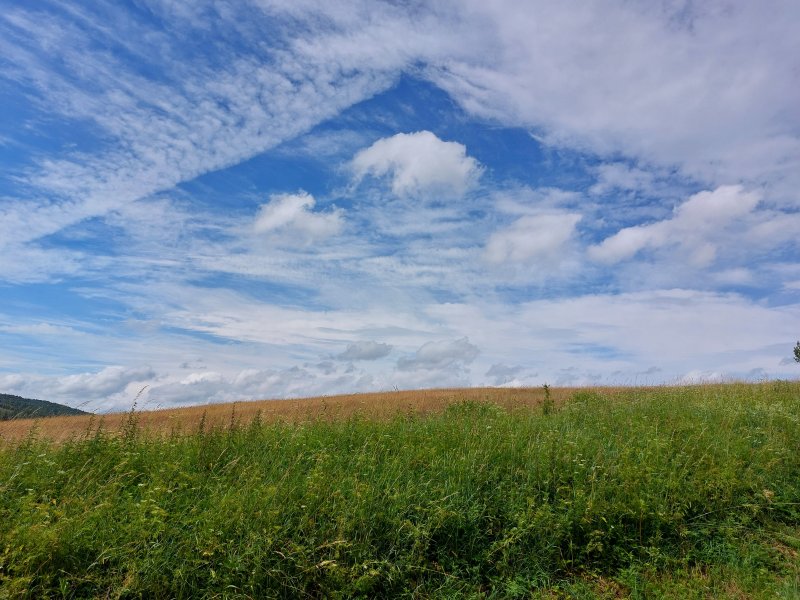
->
[0,393,87,421]
[1,383,799,598]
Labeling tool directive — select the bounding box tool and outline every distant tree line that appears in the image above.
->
[0,393,88,421]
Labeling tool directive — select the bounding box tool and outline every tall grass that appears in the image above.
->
[1,383,799,598]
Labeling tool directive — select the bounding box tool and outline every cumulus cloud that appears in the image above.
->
[678,370,726,385]
[426,288,800,387]
[254,191,343,243]
[149,363,377,408]
[485,363,524,385]
[336,341,393,361]
[397,337,479,371]
[485,213,581,264]
[54,366,155,398]
[0,366,155,410]
[352,131,482,197]
[0,359,382,412]
[589,185,761,266]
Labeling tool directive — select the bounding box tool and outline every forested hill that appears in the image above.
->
[0,393,88,420]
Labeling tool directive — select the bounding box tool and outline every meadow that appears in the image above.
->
[0,383,799,598]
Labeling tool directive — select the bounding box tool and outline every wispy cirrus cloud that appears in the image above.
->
[0,1,406,277]
[432,0,800,200]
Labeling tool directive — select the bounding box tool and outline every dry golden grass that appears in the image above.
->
[0,386,579,444]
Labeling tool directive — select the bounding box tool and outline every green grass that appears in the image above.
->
[1,383,799,598]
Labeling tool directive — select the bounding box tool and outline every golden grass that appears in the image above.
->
[0,386,578,444]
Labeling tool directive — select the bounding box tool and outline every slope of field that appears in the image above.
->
[0,393,87,421]
[0,386,565,444]
[1,383,798,598]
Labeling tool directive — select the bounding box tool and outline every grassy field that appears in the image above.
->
[1,383,799,598]
[0,387,566,444]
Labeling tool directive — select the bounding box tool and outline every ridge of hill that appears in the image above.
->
[0,393,88,421]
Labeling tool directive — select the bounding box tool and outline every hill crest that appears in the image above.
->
[0,393,89,421]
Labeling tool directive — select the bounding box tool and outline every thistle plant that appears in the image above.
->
[542,383,554,415]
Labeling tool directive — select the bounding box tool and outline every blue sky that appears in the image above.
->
[1,0,799,412]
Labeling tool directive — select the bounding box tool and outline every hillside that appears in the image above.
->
[0,382,798,598]
[0,387,563,443]
[0,393,88,421]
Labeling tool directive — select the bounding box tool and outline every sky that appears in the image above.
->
[1,0,799,413]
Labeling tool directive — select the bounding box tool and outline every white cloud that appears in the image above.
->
[485,363,525,385]
[590,163,657,196]
[425,289,800,386]
[335,341,393,361]
[3,1,796,294]
[254,191,343,243]
[3,0,797,273]
[102,280,438,361]
[180,371,225,385]
[396,337,479,371]
[0,366,155,411]
[0,322,76,336]
[712,268,754,286]
[0,244,84,284]
[352,131,482,197]
[54,366,155,398]
[485,213,581,265]
[0,4,400,280]
[0,360,381,412]
[678,370,725,385]
[432,0,800,200]
[147,363,378,408]
[589,185,761,266]
[2,285,798,410]
[493,187,582,216]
